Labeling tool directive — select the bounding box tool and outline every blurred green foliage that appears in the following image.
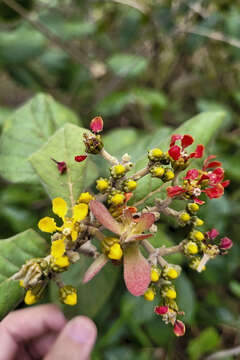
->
[0,0,240,358]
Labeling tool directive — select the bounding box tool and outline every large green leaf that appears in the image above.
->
[0,93,80,184]
[0,229,49,319]
[50,258,119,319]
[29,123,97,207]
[130,111,225,206]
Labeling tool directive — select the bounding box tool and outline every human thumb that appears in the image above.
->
[44,316,97,360]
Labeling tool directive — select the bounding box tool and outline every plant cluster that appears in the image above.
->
[11,116,232,337]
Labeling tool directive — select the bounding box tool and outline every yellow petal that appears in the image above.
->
[24,290,37,305]
[54,255,69,268]
[64,292,77,306]
[73,203,88,222]
[52,197,68,219]
[51,239,65,258]
[71,230,78,242]
[38,217,57,233]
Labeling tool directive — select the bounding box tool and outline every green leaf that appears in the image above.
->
[0,93,80,184]
[187,327,221,360]
[50,258,119,319]
[107,54,148,78]
[0,229,49,319]
[29,123,97,207]
[131,111,225,206]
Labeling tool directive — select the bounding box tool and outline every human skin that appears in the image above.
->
[0,304,97,360]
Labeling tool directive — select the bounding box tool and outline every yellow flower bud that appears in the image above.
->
[180,212,190,222]
[151,269,159,282]
[144,288,155,301]
[24,290,37,305]
[166,289,176,299]
[193,231,204,242]
[111,193,125,206]
[125,180,137,192]
[153,166,165,178]
[188,203,199,212]
[78,192,94,204]
[196,218,204,226]
[186,241,198,255]
[108,243,123,260]
[96,178,109,192]
[167,268,178,280]
[112,164,126,177]
[19,280,24,288]
[165,169,175,181]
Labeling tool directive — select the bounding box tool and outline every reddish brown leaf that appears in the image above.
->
[133,213,155,234]
[83,254,108,283]
[124,243,151,296]
[90,200,121,235]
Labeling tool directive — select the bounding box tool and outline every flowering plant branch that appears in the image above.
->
[5,114,232,337]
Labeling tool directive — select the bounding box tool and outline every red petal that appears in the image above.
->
[155,306,168,315]
[193,197,205,205]
[205,161,222,169]
[209,167,224,184]
[125,192,133,203]
[169,145,181,160]
[75,155,87,162]
[57,161,67,174]
[220,237,233,250]
[167,186,185,198]
[173,320,185,337]
[206,228,219,240]
[90,200,121,235]
[202,155,216,171]
[184,169,199,180]
[221,180,230,188]
[126,233,153,243]
[133,213,155,233]
[205,184,224,199]
[190,144,204,158]
[181,135,194,149]
[90,116,104,133]
[124,244,151,296]
[170,134,182,147]
[83,254,108,283]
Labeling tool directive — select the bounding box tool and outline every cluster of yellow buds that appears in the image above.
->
[101,237,123,261]
[148,148,175,182]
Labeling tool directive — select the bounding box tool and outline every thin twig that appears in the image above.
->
[181,26,240,49]
[131,166,149,181]
[100,148,119,166]
[205,346,240,360]
[133,183,166,207]
[1,0,89,67]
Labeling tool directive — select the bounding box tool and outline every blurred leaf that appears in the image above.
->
[131,111,225,206]
[107,54,148,77]
[29,124,94,207]
[0,229,49,319]
[229,280,240,298]
[50,258,119,319]
[96,87,166,116]
[175,272,196,324]
[0,93,79,184]
[187,327,221,360]
[0,107,12,127]
[0,25,45,64]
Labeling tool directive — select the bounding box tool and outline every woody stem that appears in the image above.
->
[100,148,119,165]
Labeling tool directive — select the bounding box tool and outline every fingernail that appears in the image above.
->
[67,317,96,344]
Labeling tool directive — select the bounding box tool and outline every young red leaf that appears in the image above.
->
[133,213,155,234]
[125,233,153,243]
[90,200,121,235]
[83,254,108,283]
[124,243,151,296]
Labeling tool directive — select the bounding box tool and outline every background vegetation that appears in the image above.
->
[0,0,240,359]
